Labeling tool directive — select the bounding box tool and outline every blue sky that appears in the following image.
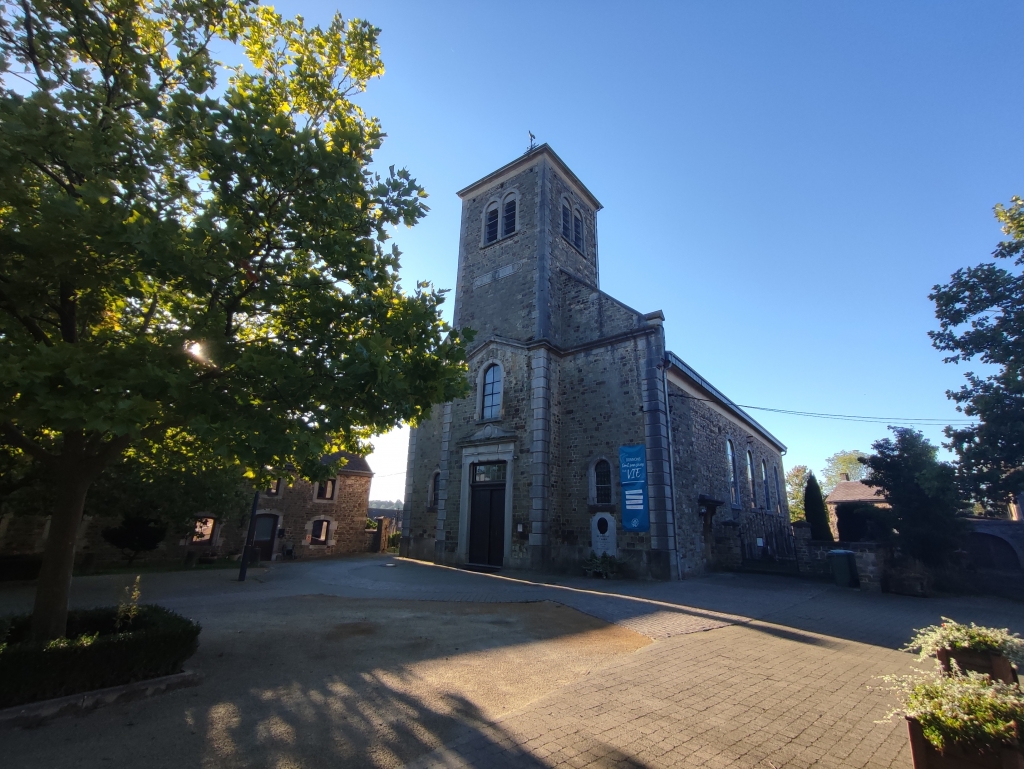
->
[271,1,1024,500]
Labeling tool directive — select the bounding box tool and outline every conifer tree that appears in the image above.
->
[804,473,833,542]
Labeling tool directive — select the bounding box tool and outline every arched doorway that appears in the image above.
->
[967,532,1022,571]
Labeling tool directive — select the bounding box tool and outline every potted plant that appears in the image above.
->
[904,619,1023,685]
[886,670,1024,769]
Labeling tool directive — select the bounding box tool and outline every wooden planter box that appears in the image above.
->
[937,648,1020,685]
[908,719,1024,769]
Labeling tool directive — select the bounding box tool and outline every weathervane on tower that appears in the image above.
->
[527,131,537,152]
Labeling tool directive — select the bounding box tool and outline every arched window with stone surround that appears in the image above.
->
[482,363,502,419]
[561,201,572,239]
[762,459,771,511]
[726,440,739,506]
[746,450,756,507]
[573,209,584,252]
[429,470,440,509]
[773,464,783,514]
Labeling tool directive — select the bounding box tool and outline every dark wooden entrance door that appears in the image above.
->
[469,486,505,566]
[253,514,277,560]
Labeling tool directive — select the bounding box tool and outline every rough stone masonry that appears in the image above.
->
[401,145,789,579]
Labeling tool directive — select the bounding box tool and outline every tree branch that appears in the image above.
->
[0,286,53,345]
[137,291,159,338]
[1,422,56,462]
[19,0,45,84]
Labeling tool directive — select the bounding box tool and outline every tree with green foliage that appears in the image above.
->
[861,428,966,567]
[785,465,809,522]
[803,472,833,541]
[930,197,1024,511]
[0,0,469,640]
[820,450,869,496]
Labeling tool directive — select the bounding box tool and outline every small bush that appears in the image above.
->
[582,551,622,578]
[387,531,401,549]
[885,669,1024,752]
[101,516,168,564]
[0,604,201,708]
[904,617,1024,668]
[365,518,378,530]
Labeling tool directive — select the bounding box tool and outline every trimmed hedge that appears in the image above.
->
[0,605,201,708]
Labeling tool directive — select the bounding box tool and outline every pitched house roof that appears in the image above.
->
[825,480,884,505]
[322,451,373,476]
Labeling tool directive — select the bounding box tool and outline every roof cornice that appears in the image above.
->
[665,352,787,453]
[456,144,603,211]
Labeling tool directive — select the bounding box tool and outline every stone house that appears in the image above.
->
[824,478,887,540]
[401,145,789,579]
[0,452,374,567]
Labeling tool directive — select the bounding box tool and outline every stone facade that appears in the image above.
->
[0,455,374,567]
[402,145,788,579]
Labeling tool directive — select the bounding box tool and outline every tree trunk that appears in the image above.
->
[31,472,92,641]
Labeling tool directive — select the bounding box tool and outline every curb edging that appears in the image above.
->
[0,669,204,730]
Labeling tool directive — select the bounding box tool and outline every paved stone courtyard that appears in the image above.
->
[1,556,1021,768]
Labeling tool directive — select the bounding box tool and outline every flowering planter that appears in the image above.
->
[937,648,1020,686]
[907,718,1024,769]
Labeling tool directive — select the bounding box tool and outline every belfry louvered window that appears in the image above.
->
[502,198,517,237]
[562,204,572,239]
[485,205,498,244]
[594,460,612,504]
[573,213,583,251]
[482,364,502,419]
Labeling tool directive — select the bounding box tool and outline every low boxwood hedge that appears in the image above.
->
[0,605,201,709]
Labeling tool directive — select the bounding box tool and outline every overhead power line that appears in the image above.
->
[668,393,975,426]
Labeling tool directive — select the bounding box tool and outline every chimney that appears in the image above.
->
[841,473,850,482]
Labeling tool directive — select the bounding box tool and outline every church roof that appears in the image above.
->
[456,144,603,211]
[665,352,787,452]
[825,480,884,504]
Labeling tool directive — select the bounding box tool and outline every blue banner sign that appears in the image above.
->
[619,444,650,532]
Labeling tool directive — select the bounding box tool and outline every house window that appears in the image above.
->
[485,204,499,244]
[562,203,572,239]
[265,479,281,497]
[192,517,215,544]
[573,213,583,251]
[502,196,517,237]
[316,479,336,501]
[762,460,771,512]
[773,465,783,514]
[430,471,440,508]
[310,519,330,545]
[594,459,612,504]
[482,364,502,419]
[726,440,739,506]
[746,450,756,507]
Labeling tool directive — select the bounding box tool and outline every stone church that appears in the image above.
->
[400,145,789,579]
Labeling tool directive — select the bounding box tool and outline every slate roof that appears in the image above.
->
[825,480,884,504]
[322,451,373,476]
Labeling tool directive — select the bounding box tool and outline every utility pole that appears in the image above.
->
[237,490,260,582]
